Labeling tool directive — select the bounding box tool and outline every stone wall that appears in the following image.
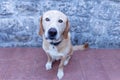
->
[0,0,120,48]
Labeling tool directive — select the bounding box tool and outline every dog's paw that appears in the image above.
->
[45,62,52,70]
[57,69,64,80]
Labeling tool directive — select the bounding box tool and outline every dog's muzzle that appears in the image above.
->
[48,28,57,40]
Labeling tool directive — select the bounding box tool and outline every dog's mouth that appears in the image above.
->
[45,35,63,46]
[45,36,62,42]
[47,36,57,40]
[46,37,57,40]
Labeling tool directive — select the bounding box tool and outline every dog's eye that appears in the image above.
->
[58,19,63,23]
[45,18,50,21]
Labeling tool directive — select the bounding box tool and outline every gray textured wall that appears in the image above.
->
[0,0,120,48]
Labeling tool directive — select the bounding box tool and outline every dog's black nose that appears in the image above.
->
[48,28,57,39]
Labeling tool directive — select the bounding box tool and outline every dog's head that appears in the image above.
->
[39,10,70,43]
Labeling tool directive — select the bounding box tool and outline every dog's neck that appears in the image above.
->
[50,41,62,46]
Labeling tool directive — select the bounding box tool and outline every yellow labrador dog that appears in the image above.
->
[39,10,88,80]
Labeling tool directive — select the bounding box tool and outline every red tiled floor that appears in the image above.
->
[0,48,120,80]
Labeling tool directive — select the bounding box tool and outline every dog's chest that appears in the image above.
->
[47,45,64,60]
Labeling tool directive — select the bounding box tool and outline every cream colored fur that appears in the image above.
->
[39,10,88,80]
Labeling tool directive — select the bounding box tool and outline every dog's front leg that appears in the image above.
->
[57,56,66,80]
[45,53,52,70]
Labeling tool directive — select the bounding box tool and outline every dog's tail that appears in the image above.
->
[73,43,89,51]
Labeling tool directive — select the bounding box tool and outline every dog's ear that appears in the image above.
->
[63,19,70,39]
[39,16,44,36]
